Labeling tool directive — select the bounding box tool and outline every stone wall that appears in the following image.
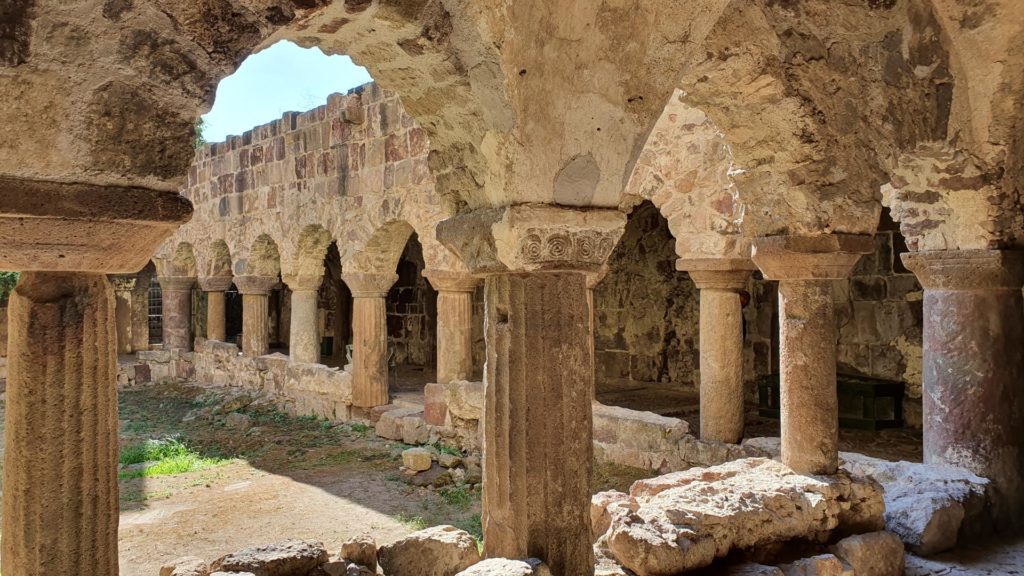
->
[594,202,700,389]
[387,236,437,367]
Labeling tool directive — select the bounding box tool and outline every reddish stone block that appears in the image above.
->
[134,364,151,383]
[424,382,448,426]
[408,127,429,157]
[250,145,264,165]
[385,133,408,163]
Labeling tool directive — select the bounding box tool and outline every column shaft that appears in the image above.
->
[290,289,320,364]
[778,279,839,474]
[483,272,593,575]
[113,288,133,355]
[698,288,745,443]
[206,291,226,342]
[242,293,270,356]
[131,275,151,351]
[351,295,389,407]
[436,290,474,383]
[160,278,194,351]
[3,272,119,576]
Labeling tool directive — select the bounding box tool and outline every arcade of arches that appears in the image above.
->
[2,1,1024,575]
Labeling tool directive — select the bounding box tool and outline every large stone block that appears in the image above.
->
[377,526,481,576]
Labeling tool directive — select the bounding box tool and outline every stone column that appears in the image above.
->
[284,274,325,364]
[234,275,277,357]
[903,249,1024,527]
[198,277,233,342]
[131,273,151,351]
[424,269,480,383]
[342,273,397,408]
[677,258,755,444]
[158,276,195,351]
[0,177,191,576]
[109,274,137,355]
[751,235,873,475]
[438,204,625,575]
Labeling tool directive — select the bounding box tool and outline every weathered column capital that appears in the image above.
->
[108,274,137,293]
[437,204,626,275]
[197,276,234,293]
[677,257,756,291]
[751,234,874,280]
[902,249,1024,291]
[342,272,398,298]
[422,269,480,293]
[584,264,610,290]
[282,273,324,292]
[233,275,278,295]
[158,275,196,292]
[0,176,192,273]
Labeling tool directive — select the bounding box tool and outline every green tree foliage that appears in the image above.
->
[194,117,207,149]
[0,271,19,304]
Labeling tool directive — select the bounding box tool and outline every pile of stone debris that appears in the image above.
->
[159,528,551,576]
[399,446,482,489]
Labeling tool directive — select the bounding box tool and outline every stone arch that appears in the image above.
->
[197,239,233,279]
[283,224,334,280]
[155,241,198,278]
[343,220,416,275]
[622,89,746,261]
[244,234,282,278]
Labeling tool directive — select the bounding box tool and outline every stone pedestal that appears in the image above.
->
[752,235,873,475]
[109,274,137,354]
[159,276,195,351]
[438,204,626,575]
[903,249,1024,528]
[198,277,232,343]
[424,269,480,384]
[235,275,277,357]
[285,275,324,364]
[677,258,754,444]
[342,273,397,408]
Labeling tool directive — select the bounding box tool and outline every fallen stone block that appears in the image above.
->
[830,531,904,576]
[455,558,552,575]
[375,407,422,441]
[340,534,377,572]
[778,554,848,576]
[722,563,785,576]
[160,556,209,576]
[210,539,328,576]
[402,447,434,472]
[378,525,481,576]
[601,458,883,576]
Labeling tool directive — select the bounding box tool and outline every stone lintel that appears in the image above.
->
[157,275,195,292]
[342,272,398,297]
[197,276,234,293]
[282,273,324,292]
[677,258,756,291]
[752,234,874,281]
[902,249,1024,291]
[0,176,193,273]
[108,274,138,293]
[233,275,278,295]
[422,269,480,293]
[436,203,626,275]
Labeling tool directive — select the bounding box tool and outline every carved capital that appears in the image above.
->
[342,272,398,297]
[676,258,755,291]
[233,275,278,295]
[902,249,1024,291]
[422,269,480,293]
[0,176,192,273]
[585,264,610,290]
[282,273,324,292]
[437,204,626,274]
[108,274,137,293]
[197,276,234,293]
[752,234,874,281]
[158,276,195,292]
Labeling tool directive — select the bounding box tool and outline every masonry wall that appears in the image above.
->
[387,236,437,367]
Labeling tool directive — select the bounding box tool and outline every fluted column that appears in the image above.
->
[0,177,191,576]
[198,277,233,342]
[109,274,137,354]
[752,235,873,475]
[342,272,397,408]
[903,250,1024,528]
[158,276,195,351]
[424,269,480,384]
[235,275,277,357]
[284,274,325,364]
[438,204,625,575]
[678,258,754,444]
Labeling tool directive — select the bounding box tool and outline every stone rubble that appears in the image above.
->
[830,531,905,576]
[209,540,328,576]
[454,558,552,575]
[160,556,210,576]
[377,525,482,576]
[340,535,378,572]
[777,554,848,576]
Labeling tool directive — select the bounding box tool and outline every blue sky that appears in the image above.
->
[201,41,373,143]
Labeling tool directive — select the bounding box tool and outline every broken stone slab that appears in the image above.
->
[375,407,423,441]
[209,539,328,576]
[830,531,904,576]
[340,534,377,571]
[455,557,552,575]
[722,563,785,576]
[444,380,483,421]
[160,556,210,576]
[378,525,481,576]
[600,458,884,576]
[402,447,434,472]
[401,462,452,488]
[778,554,849,576]
[841,452,989,555]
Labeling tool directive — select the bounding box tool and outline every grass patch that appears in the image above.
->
[434,443,462,457]
[437,486,473,509]
[349,423,371,435]
[118,438,227,480]
[395,512,429,531]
